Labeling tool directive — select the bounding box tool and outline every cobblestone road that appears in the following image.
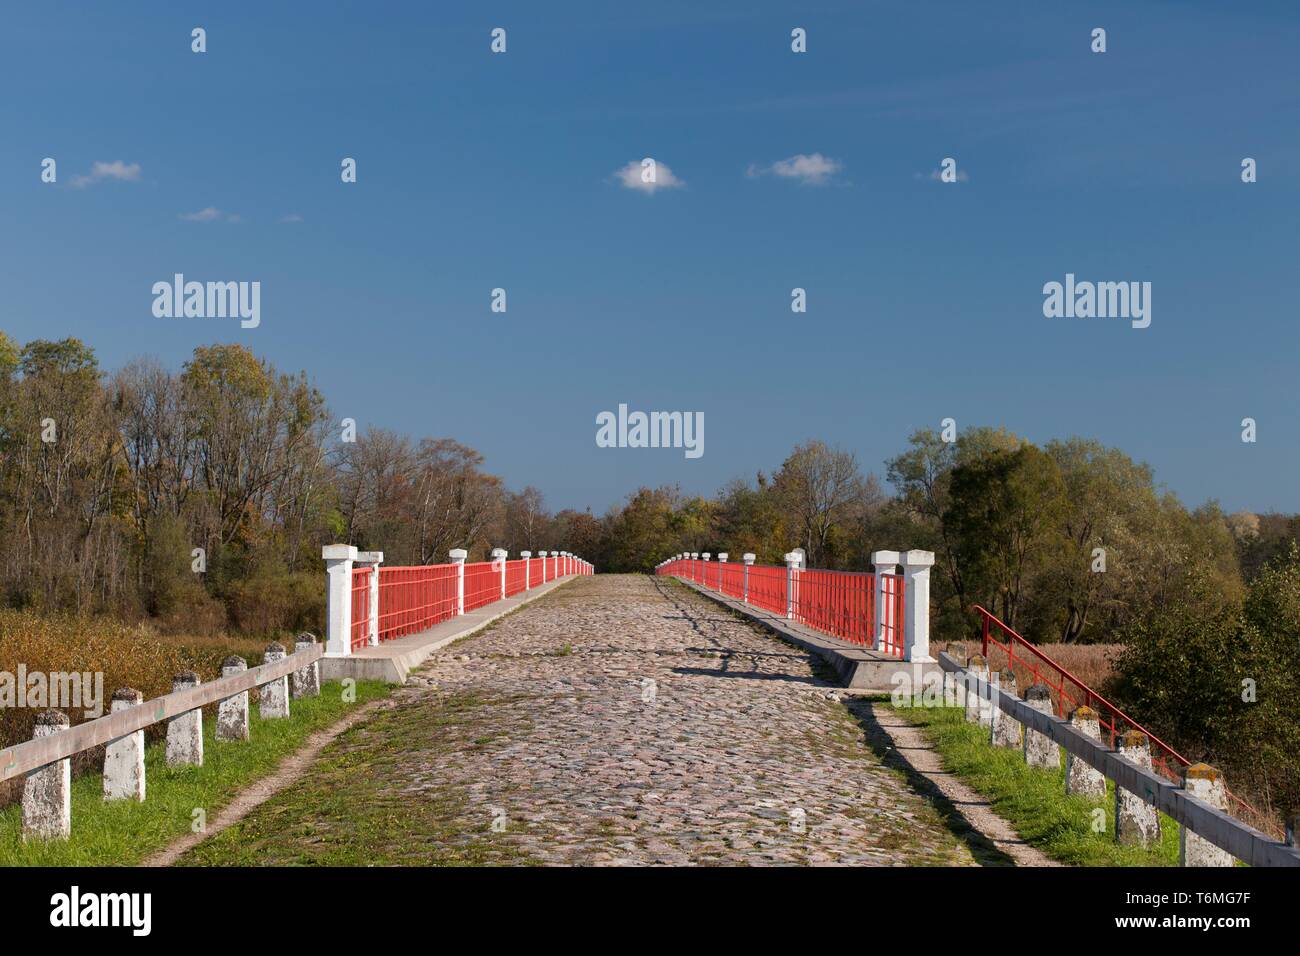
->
[388,574,978,865]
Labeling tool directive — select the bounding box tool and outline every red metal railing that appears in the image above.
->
[377,564,459,641]
[973,604,1257,820]
[463,561,500,612]
[505,559,527,597]
[350,566,372,651]
[657,557,904,658]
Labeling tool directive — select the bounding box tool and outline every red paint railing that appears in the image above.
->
[463,561,500,612]
[505,559,527,597]
[973,604,1257,820]
[657,557,904,659]
[350,566,372,651]
[377,565,458,641]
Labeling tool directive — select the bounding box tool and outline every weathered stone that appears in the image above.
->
[217,656,249,741]
[22,710,71,841]
[292,633,321,698]
[1022,684,1059,769]
[1180,764,1235,867]
[1115,730,1160,846]
[990,670,1021,748]
[103,688,146,801]
[964,654,989,726]
[260,642,290,719]
[1065,706,1107,798]
[166,671,204,767]
[942,670,961,708]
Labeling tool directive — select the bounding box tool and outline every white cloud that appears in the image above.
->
[179,207,241,223]
[612,159,684,194]
[69,160,142,189]
[748,153,842,185]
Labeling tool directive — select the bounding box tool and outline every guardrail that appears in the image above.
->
[656,548,929,662]
[935,651,1300,867]
[2,637,324,841]
[323,545,593,655]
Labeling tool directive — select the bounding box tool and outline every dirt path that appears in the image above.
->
[174,575,1045,866]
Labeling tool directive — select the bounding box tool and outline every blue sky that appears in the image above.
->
[2,1,1297,514]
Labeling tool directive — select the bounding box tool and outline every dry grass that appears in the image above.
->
[0,609,278,805]
[938,640,1122,701]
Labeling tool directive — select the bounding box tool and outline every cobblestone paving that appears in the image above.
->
[394,574,978,865]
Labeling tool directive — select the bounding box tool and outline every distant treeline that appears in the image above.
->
[0,333,591,636]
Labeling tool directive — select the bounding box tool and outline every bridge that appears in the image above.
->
[8,545,1299,867]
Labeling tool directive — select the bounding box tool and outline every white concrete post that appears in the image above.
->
[1022,684,1060,769]
[742,553,755,602]
[355,551,383,646]
[539,551,548,583]
[1116,730,1161,847]
[322,544,358,656]
[871,550,901,653]
[990,670,1022,749]
[292,634,321,698]
[22,710,71,841]
[104,689,146,801]
[964,654,989,725]
[521,551,532,589]
[260,643,291,719]
[783,551,802,619]
[900,550,935,662]
[1065,706,1107,798]
[491,548,508,599]
[166,672,203,767]
[702,552,711,588]
[1181,765,1235,867]
[217,657,250,741]
[717,553,728,590]
[450,548,468,614]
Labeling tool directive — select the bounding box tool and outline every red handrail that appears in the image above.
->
[972,603,1258,820]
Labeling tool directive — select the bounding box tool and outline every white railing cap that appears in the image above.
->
[521,550,532,558]
[449,548,468,561]
[901,549,935,568]
[322,544,358,561]
[355,551,383,563]
[871,550,901,567]
[717,552,728,561]
[743,553,756,563]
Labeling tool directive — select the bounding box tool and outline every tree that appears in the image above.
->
[772,440,879,568]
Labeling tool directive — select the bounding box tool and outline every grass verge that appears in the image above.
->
[0,679,392,866]
[176,691,539,866]
[890,702,1181,866]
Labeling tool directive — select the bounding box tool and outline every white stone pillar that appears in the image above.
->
[449,548,468,613]
[1181,765,1235,867]
[322,543,358,656]
[1022,684,1059,769]
[491,548,508,599]
[521,551,532,589]
[217,657,250,741]
[292,634,321,698]
[783,551,802,619]
[104,689,146,802]
[166,672,203,767]
[872,550,901,653]
[742,553,755,602]
[1065,706,1107,798]
[260,643,291,719]
[702,552,711,589]
[539,551,548,582]
[964,654,989,725]
[900,550,935,662]
[355,550,383,646]
[1116,731,1161,847]
[990,670,1022,749]
[717,553,728,591]
[22,710,71,841]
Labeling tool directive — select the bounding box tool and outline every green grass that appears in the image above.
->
[0,680,392,866]
[890,702,1181,866]
[177,691,540,866]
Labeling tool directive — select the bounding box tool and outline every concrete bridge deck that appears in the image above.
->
[180,574,1048,866]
